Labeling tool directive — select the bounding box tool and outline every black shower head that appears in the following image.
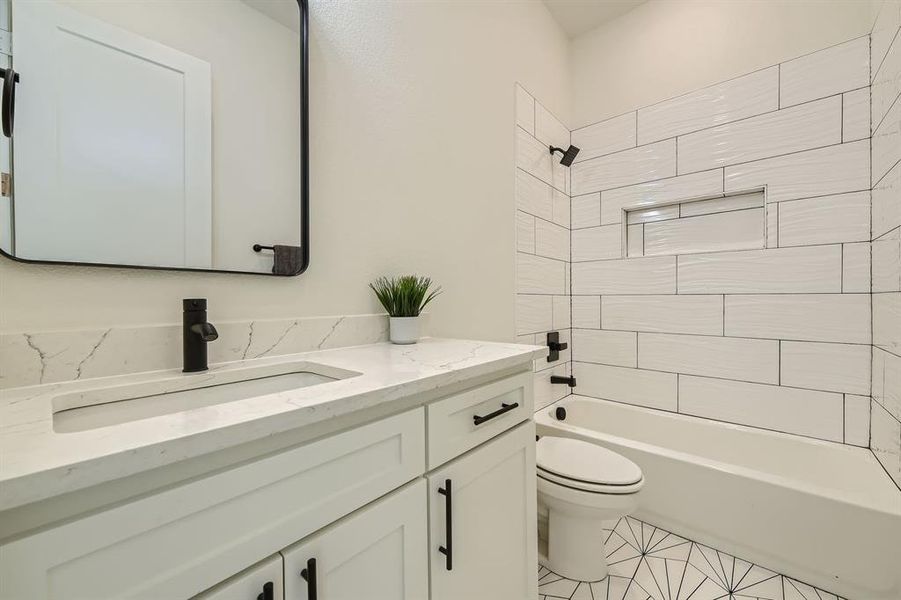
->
[549,144,580,167]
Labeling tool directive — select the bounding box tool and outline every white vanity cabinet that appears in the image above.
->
[428,420,537,600]
[0,369,537,600]
[281,479,428,600]
[0,409,426,600]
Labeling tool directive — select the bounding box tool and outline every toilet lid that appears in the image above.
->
[537,436,642,486]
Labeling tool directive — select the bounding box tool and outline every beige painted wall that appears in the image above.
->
[0,0,570,340]
[571,0,881,127]
[3,0,882,341]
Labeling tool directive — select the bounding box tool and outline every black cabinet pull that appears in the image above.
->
[0,67,18,138]
[300,557,317,600]
[256,581,274,600]
[472,402,519,426]
[437,479,452,571]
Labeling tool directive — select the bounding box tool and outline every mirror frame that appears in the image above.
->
[0,0,310,277]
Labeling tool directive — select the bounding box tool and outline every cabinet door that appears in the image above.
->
[193,555,283,600]
[282,479,428,600]
[428,421,537,600]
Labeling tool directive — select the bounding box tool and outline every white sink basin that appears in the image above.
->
[52,361,359,433]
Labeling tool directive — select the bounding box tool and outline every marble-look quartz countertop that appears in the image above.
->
[0,338,546,512]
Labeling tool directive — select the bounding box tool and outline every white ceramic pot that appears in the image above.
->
[389,316,420,344]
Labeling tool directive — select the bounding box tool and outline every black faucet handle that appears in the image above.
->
[183,298,207,311]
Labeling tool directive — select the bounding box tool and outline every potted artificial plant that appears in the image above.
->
[370,275,441,344]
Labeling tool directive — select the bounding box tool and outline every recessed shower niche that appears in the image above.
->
[624,190,766,257]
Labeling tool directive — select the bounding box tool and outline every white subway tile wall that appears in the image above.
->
[776,192,870,247]
[515,85,572,411]
[724,294,870,344]
[678,375,844,442]
[842,87,871,142]
[677,246,843,294]
[571,112,636,163]
[872,2,901,488]
[516,28,901,489]
[845,393,872,447]
[531,37,878,447]
[638,333,779,384]
[779,37,870,108]
[873,229,901,292]
[601,169,724,225]
[724,140,870,203]
[574,362,678,411]
[571,139,676,195]
[572,329,637,367]
[636,67,779,145]
[602,295,724,335]
[571,193,600,229]
[843,241,872,293]
[676,96,842,175]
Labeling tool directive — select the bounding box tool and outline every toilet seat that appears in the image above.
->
[538,468,643,494]
[537,436,643,495]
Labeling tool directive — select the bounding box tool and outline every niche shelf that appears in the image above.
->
[624,190,766,257]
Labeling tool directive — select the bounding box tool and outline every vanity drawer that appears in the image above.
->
[426,372,533,469]
[0,408,425,600]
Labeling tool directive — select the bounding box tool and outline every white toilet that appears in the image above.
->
[537,436,644,582]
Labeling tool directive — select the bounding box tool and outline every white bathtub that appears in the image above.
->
[535,395,901,600]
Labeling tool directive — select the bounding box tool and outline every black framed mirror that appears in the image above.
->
[0,0,309,276]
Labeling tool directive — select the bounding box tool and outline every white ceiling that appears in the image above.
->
[542,0,647,38]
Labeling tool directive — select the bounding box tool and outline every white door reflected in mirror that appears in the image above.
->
[3,0,303,274]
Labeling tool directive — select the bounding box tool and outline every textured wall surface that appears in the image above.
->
[564,37,873,447]
[514,85,573,412]
[870,1,901,489]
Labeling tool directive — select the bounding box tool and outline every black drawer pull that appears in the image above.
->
[300,558,317,600]
[256,581,274,600]
[472,402,519,426]
[438,479,452,571]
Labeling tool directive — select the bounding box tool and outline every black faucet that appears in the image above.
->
[183,298,218,373]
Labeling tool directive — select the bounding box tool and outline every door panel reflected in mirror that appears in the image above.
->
[1,0,307,275]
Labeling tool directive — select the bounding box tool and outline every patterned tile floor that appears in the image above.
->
[538,517,846,600]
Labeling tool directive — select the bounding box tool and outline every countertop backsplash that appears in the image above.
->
[0,314,391,389]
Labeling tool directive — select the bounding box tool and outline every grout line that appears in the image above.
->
[722,295,726,335]
[871,19,899,82]
[568,328,872,346]
[573,92,850,171]
[871,154,901,189]
[840,90,844,141]
[571,359,856,397]
[675,136,679,173]
[869,34,877,461]
[841,244,845,292]
[676,373,680,412]
[843,393,847,443]
[570,240,849,264]
[578,139,868,197]
[777,64,781,109]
